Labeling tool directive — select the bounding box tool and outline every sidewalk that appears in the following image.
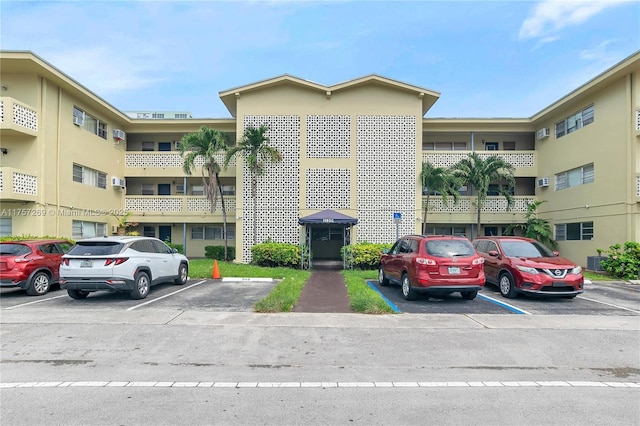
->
[292,261,352,313]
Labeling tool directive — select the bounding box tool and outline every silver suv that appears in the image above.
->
[60,236,189,300]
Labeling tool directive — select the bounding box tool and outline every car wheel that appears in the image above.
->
[26,271,51,296]
[67,289,89,299]
[499,272,517,299]
[461,290,478,300]
[401,273,417,301]
[174,263,188,285]
[130,272,150,300]
[378,266,389,286]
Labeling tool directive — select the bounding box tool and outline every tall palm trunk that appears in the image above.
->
[215,173,228,260]
[422,194,430,234]
[251,172,258,246]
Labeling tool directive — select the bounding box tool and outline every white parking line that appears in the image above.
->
[4,294,68,310]
[127,280,207,311]
[1,380,638,389]
[577,295,640,314]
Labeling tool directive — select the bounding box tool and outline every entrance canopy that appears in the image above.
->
[298,209,358,225]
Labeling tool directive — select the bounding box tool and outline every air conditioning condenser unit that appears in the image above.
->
[113,129,126,141]
[537,177,550,187]
[537,128,550,139]
[111,177,126,188]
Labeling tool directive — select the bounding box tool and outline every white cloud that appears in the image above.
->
[519,0,629,39]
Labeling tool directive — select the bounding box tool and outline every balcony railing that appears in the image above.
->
[422,195,536,213]
[422,151,536,176]
[125,152,236,168]
[125,195,236,213]
[0,167,38,202]
[636,174,640,201]
[0,97,38,137]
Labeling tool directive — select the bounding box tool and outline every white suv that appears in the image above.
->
[60,236,189,300]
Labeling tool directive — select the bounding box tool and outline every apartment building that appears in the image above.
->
[1,50,638,267]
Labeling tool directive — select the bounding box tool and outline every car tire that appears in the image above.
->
[130,272,150,300]
[378,266,389,286]
[401,273,417,301]
[461,290,478,300]
[499,272,517,299]
[174,263,188,285]
[26,271,51,296]
[67,289,89,299]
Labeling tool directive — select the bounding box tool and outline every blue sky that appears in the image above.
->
[1,0,639,118]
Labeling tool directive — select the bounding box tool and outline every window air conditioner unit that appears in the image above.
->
[537,128,550,139]
[111,177,126,188]
[537,177,550,187]
[173,141,182,150]
[113,129,126,141]
[111,225,118,234]
[73,116,84,126]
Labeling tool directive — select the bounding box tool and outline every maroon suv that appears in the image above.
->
[473,236,584,299]
[0,240,73,295]
[378,234,485,300]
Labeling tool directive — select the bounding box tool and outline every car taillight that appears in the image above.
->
[62,259,69,266]
[416,257,436,266]
[472,257,484,265]
[105,257,129,266]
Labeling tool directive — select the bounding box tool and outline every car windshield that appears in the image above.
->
[0,244,32,256]
[501,240,555,258]
[425,240,475,258]
[67,241,124,256]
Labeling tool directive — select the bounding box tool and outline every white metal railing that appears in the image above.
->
[421,195,536,213]
[422,150,535,169]
[125,195,236,213]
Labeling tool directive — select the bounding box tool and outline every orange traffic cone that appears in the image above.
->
[212,259,221,279]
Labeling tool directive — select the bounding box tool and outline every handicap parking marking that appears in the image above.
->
[127,280,207,311]
[366,280,401,313]
[4,294,68,310]
[476,293,532,315]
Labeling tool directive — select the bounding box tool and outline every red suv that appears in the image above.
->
[378,235,485,300]
[472,236,584,299]
[0,240,73,295]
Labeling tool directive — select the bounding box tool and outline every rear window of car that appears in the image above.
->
[425,239,475,258]
[67,242,124,256]
[0,244,32,256]
[501,241,554,258]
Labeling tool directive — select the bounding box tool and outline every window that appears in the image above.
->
[0,217,12,236]
[175,113,188,119]
[221,185,235,195]
[424,226,466,236]
[555,164,594,190]
[158,184,171,195]
[503,141,516,151]
[423,141,467,151]
[158,142,171,151]
[555,222,593,241]
[141,142,155,151]
[484,142,499,150]
[191,226,233,240]
[176,184,185,194]
[141,184,154,195]
[73,106,108,139]
[152,113,165,119]
[143,226,155,237]
[191,185,205,196]
[555,105,594,138]
[72,221,106,239]
[73,164,107,189]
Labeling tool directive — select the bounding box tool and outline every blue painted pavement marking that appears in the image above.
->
[366,280,401,313]
[477,293,532,315]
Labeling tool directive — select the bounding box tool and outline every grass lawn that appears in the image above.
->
[188,259,393,314]
[583,270,627,282]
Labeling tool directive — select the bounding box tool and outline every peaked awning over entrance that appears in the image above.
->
[298,209,358,225]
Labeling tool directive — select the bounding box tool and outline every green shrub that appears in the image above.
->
[342,242,393,270]
[164,241,184,254]
[251,242,301,268]
[0,234,75,244]
[599,242,640,280]
[205,245,236,261]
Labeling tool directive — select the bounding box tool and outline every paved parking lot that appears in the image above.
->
[1,278,638,316]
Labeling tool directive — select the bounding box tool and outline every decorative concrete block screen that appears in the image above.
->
[306,169,351,209]
[13,172,37,195]
[306,115,350,158]
[356,115,417,243]
[241,116,301,263]
[13,102,38,131]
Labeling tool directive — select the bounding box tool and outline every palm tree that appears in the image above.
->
[451,152,515,238]
[420,162,461,234]
[224,125,283,247]
[506,200,558,249]
[179,126,231,260]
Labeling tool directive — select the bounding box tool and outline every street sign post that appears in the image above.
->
[393,212,402,240]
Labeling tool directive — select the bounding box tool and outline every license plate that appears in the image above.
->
[552,281,566,287]
[448,266,461,275]
[80,260,93,268]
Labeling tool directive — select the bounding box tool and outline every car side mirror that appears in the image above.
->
[553,251,559,257]
[381,248,389,254]
[171,248,178,254]
[488,250,500,258]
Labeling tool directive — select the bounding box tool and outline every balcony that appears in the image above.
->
[421,195,536,223]
[0,97,38,138]
[422,151,537,177]
[0,167,38,202]
[125,152,236,177]
[125,195,236,219]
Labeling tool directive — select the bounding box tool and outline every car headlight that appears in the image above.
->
[571,266,582,274]
[516,265,538,274]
